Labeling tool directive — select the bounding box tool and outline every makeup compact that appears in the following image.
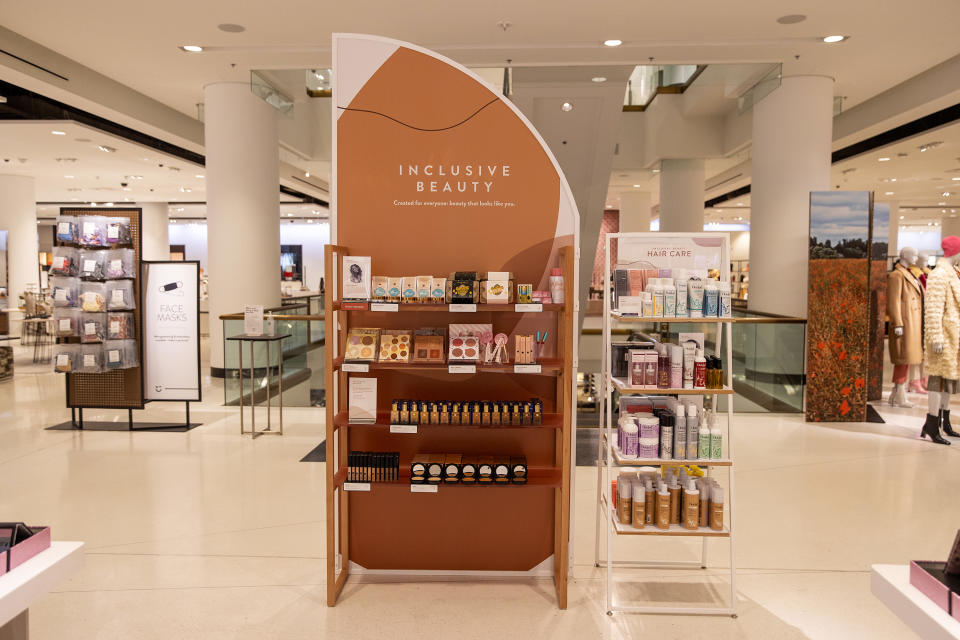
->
[477,456,494,484]
[493,457,512,485]
[378,330,412,363]
[444,454,462,484]
[413,329,446,363]
[511,456,528,485]
[410,455,429,484]
[449,324,491,362]
[460,457,478,484]
[426,454,445,484]
[344,328,380,362]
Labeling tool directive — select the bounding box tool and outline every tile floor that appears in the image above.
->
[1,342,957,639]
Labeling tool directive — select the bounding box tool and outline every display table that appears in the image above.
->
[0,541,84,639]
[227,334,290,438]
[871,564,960,639]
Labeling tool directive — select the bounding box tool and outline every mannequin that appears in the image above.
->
[921,236,960,444]
[917,250,934,288]
[888,247,924,407]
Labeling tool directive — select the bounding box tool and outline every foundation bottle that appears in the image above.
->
[631,480,645,529]
[698,480,710,528]
[709,486,724,531]
[617,476,632,525]
[656,483,671,529]
[668,477,681,525]
[644,479,655,525]
[683,479,700,530]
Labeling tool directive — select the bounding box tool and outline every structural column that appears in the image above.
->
[618,191,652,233]
[883,202,900,255]
[204,82,281,372]
[658,159,705,232]
[139,202,169,262]
[0,175,38,332]
[749,75,833,317]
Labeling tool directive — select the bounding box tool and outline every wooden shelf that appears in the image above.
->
[334,300,565,313]
[609,509,729,537]
[335,466,562,489]
[610,376,733,395]
[610,312,734,323]
[333,411,563,431]
[335,358,563,374]
[609,442,731,467]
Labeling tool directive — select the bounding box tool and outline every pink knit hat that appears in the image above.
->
[943,236,960,258]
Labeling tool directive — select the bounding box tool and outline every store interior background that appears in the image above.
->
[1,3,959,637]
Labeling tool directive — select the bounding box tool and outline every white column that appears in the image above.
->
[618,191,652,233]
[658,159,705,232]
[139,202,169,261]
[749,75,834,317]
[940,210,960,240]
[204,82,280,371]
[0,175,37,331]
[884,202,900,255]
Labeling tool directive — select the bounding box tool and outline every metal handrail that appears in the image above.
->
[219,313,324,321]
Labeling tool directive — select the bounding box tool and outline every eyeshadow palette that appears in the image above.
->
[412,333,446,363]
[448,335,480,361]
[378,330,412,363]
[344,328,380,362]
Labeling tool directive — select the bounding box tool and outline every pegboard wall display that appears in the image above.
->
[54,207,145,410]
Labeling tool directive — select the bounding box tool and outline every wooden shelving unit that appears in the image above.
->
[325,244,575,608]
[597,231,738,618]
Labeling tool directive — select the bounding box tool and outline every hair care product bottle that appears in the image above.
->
[698,480,710,528]
[704,280,719,317]
[716,356,725,389]
[656,483,671,529]
[622,420,639,458]
[694,348,707,389]
[642,291,654,317]
[659,414,673,460]
[687,274,704,318]
[670,345,683,388]
[657,345,670,389]
[698,418,711,459]
[617,475,633,524]
[682,342,696,389]
[674,405,687,461]
[549,267,564,305]
[674,268,688,317]
[645,479,656,525]
[663,280,677,317]
[719,281,731,317]
[631,480,645,529]
[686,404,699,459]
[683,479,700,530]
[668,477,681,525]
[709,486,724,530]
[651,279,664,317]
[264,312,275,336]
[710,413,723,459]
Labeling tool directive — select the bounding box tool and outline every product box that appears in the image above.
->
[0,524,51,574]
[410,454,429,484]
[460,457,478,484]
[446,272,479,304]
[412,329,446,363]
[371,276,388,301]
[510,456,528,485]
[479,272,514,304]
[629,350,646,387]
[342,256,371,301]
[477,456,494,484]
[401,277,418,303]
[416,276,433,303]
[347,377,377,424]
[613,341,652,379]
[644,352,658,389]
[378,330,412,363]
[493,456,512,485]
[431,278,446,304]
[443,454,462,484]
[909,560,960,616]
[426,454,445,484]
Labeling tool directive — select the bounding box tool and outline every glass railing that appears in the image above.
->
[220,301,325,408]
[624,65,700,108]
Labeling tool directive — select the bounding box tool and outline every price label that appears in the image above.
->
[83,259,96,273]
[448,364,476,374]
[343,482,371,492]
[449,304,477,312]
[107,225,119,240]
[410,484,438,493]
[111,289,125,306]
[109,321,120,335]
[343,363,369,373]
[390,424,417,434]
[83,354,95,367]
[110,259,122,273]
[108,349,120,363]
[53,256,66,269]
[514,364,542,374]
[514,303,543,312]
[59,319,71,331]
[370,302,398,312]
[57,222,70,234]
[84,322,96,336]
[56,354,69,367]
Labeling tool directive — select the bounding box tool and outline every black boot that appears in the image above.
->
[942,409,960,438]
[922,413,951,445]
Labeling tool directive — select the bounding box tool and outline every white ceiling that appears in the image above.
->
[1,0,959,119]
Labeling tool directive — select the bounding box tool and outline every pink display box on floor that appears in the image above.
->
[0,550,6,578]
[1,525,51,574]
[909,560,960,616]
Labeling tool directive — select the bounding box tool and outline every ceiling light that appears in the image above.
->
[652,168,660,174]
[97,145,116,153]
[104,202,114,207]
[942,192,952,197]
[717,209,723,213]
[51,130,66,136]
[592,77,607,83]
[561,102,573,112]
[940,202,948,206]
[603,39,623,47]
[64,175,74,179]
[878,157,890,162]
[90,202,97,206]
[180,45,203,52]
[737,203,744,206]
[891,178,897,182]
[286,213,293,217]
[777,14,807,24]
[217,23,245,33]
[305,171,310,177]
[632,184,640,188]
[822,35,847,43]
[900,215,904,220]
[885,191,895,195]
[195,174,204,179]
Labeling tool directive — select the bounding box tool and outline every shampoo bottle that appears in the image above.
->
[642,291,654,317]
[683,479,700,530]
[668,477,681,525]
[549,267,565,305]
[670,345,683,388]
[651,279,664,317]
[659,414,673,460]
[719,281,731,317]
[710,413,723,459]
[674,268,688,317]
[686,404,700,459]
[663,280,677,317]
[688,274,704,318]
[698,480,710,527]
[709,486,724,531]
[644,479,656,525]
[698,418,711,459]
[631,480,645,529]
[694,348,707,389]
[674,405,687,461]
[622,420,639,458]
[704,280,719,317]
[617,475,632,525]
[656,483,671,529]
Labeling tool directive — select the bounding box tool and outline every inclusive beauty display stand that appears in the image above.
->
[325,33,580,608]
[596,231,738,617]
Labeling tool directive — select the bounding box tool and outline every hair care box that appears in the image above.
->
[629,350,646,387]
[644,352,658,389]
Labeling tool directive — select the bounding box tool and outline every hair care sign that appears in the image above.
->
[143,261,200,401]
[616,234,729,281]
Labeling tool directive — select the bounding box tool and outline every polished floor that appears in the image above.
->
[1,342,957,639]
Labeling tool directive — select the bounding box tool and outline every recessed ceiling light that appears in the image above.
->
[592,76,607,83]
[878,157,890,162]
[717,209,723,213]
[305,171,310,177]
[900,215,905,220]
[90,202,97,206]
[822,35,847,43]
[952,177,960,181]
[603,39,622,47]
[180,45,203,52]
[104,202,114,207]
[180,187,191,193]
[777,14,807,24]
[194,174,204,179]
[217,23,245,33]
[64,175,74,179]
[561,102,573,112]
[885,191,895,195]
[942,192,952,197]
[652,168,660,174]
[97,145,116,153]
[633,184,640,188]
[51,130,66,136]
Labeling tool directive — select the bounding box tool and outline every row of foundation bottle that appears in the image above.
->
[615,468,724,531]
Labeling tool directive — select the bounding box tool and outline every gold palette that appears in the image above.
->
[344,328,380,362]
[378,330,412,363]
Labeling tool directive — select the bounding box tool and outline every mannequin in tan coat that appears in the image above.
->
[887,247,924,407]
